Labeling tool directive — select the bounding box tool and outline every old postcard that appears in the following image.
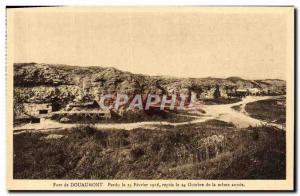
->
[6,6,294,191]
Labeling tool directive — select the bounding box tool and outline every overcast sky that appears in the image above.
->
[9,7,292,80]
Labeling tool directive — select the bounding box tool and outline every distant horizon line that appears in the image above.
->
[13,62,286,81]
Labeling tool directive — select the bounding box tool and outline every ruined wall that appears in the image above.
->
[23,103,52,117]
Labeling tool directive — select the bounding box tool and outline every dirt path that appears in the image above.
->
[13,115,215,134]
[200,96,284,129]
[13,96,284,135]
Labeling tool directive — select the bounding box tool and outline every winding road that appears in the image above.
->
[13,96,285,135]
[199,96,284,129]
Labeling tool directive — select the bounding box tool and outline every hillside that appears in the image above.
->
[13,63,286,116]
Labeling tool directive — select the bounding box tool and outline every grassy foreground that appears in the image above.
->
[14,120,285,179]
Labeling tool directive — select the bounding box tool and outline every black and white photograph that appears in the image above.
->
[6,6,294,191]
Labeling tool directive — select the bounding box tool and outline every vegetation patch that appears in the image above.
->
[231,104,242,112]
[14,121,285,180]
[245,97,286,124]
[202,97,241,105]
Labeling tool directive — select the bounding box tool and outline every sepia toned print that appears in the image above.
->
[7,7,294,191]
